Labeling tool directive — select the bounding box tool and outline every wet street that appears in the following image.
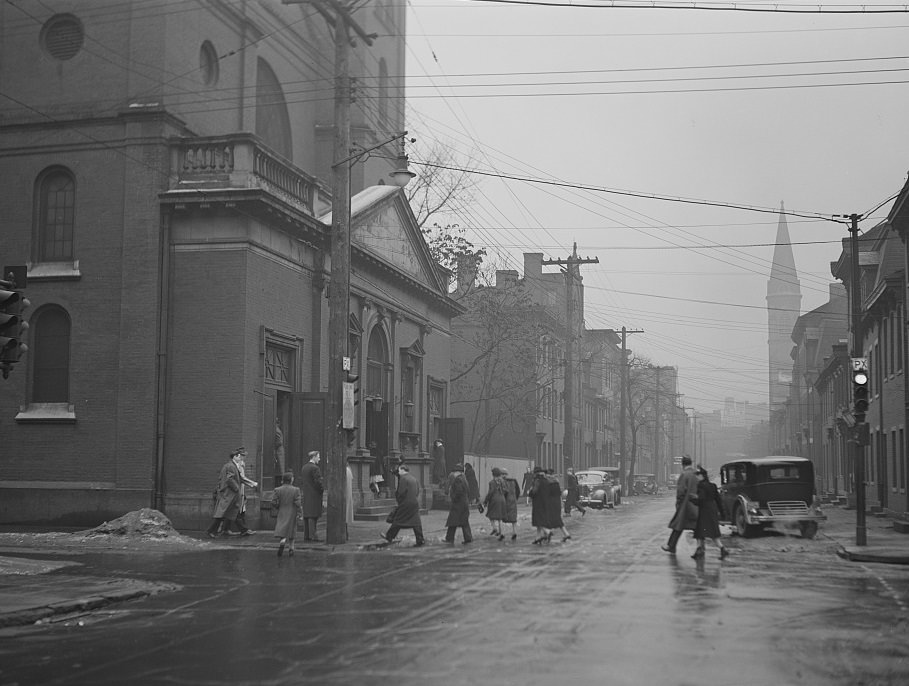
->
[1,497,907,686]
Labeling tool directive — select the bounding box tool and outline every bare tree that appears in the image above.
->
[406,139,477,229]
[451,279,552,455]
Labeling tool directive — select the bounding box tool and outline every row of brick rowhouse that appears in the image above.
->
[0,2,464,528]
[773,180,909,520]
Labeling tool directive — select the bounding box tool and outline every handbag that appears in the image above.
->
[476,502,484,514]
[385,506,398,524]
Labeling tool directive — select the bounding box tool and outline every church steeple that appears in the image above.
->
[767,202,802,412]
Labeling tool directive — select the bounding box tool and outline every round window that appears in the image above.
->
[40,14,84,61]
[200,40,219,86]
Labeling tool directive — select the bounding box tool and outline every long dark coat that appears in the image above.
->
[694,479,724,540]
[445,472,471,527]
[431,443,447,484]
[564,472,581,509]
[465,465,480,503]
[503,477,520,523]
[213,459,241,519]
[483,476,507,521]
[668,466,699,531]
[388,471,422,528]
[529,473,548,527]
[271,484,302,539]
[300,461,324,518]
[544,475,564,528]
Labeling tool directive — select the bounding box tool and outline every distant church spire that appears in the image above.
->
[767,202,802,412]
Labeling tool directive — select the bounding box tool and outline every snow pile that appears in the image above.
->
[81,508,181,539]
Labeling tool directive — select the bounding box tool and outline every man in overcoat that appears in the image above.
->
[444,464,473,544]
[380,464,425,546]
[300,451,324,542]
[662,455,699,553]
[271,471,302,556]
[206,449,243,538]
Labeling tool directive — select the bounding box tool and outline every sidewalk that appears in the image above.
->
[817,503,909,565]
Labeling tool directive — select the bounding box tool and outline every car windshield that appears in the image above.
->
[577,473,605,486]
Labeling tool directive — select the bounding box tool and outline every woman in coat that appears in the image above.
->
[381,464,425,546]
[692,466,729,560]
[501,468,520,540]
[544,469,571,542]
[444,464,473,544]
[483,467,508,541]
[271,471,302,557]
[464,463,480,504]
[529,467,551,544]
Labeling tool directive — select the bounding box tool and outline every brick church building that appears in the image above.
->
[0,1,460,527]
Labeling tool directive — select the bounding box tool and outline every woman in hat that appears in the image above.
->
[444,464,473,544]
[501,468,521,540]
[482,467,508,541]
[529,467,551,544]
[692,466,729,560]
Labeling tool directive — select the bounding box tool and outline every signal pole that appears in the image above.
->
[543,245,598,475]
[846,212,867,546]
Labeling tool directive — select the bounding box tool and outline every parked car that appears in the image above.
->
[577,468,622,509]
[718,456,826,539]
[633,473,659,495]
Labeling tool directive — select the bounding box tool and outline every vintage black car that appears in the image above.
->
[718,456,826,539]
[577,468,622,509]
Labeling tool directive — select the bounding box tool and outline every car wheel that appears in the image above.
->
[734,505,756,538]
[799,521,818,539]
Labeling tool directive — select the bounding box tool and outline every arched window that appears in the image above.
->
[255,58,293,161]
[35,168,75,262]
[367,327,389,401]
[31,305,71,403]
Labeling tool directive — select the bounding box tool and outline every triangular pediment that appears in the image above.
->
[402,338,425,357]
[321,185,446,295]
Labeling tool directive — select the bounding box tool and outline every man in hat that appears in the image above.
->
[662,455,699,553]
[300,451,324,542]
[380,464,425,546]
[206,447,245,538]
[444,464,473,544]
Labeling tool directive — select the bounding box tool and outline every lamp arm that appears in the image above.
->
[333,131,408,169]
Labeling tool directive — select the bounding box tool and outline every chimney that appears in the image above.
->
[455,254,479,295]
[524,253,543,278]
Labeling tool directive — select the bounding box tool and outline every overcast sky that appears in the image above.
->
[403,0,909,415]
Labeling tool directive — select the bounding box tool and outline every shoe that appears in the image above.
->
[444,539,454,544]
[288,548,294,556]
[511,534,517,541]
[546,532,553,543]
[489,530,497,535]
[462,539,472,544]
[240,530,254,536]
[532,538,542,545]
[277,541,285,557]
[563,535,572,542]
[720,547,730,559]
[414,540,426,547]
[661,544,676,554]
[498,534,505,542]
[581,509,586,517]
[692,548,705,559]
[207,532,217,539]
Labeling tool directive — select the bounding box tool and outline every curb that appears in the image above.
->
[0,586,163,629]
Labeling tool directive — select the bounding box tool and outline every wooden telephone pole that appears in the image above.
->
[543,244,597,474]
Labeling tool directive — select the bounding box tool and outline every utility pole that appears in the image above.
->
[654,366,661,483]
[285,0,376,544]
[618,326,643,493]
[846,212,867,546]
[543,245,598,476]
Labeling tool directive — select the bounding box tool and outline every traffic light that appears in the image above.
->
[852,357,869,420]
[1,292,28,377]
[342,373,360,430]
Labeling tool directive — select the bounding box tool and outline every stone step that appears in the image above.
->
[893,520,909,534]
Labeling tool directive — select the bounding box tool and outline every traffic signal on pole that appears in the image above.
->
[342,373,359,430]
[852,357,869,420]
[0,287,29,378]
